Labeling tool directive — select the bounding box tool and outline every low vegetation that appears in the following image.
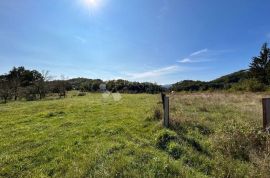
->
[166,92,270,177]
[0,92,269,177]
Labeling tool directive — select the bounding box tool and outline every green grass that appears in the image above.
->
[0,92,270,177]
[0,93,190,178]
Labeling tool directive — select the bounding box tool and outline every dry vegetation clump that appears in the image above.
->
[166,92,270,177]
[213,129,270,161]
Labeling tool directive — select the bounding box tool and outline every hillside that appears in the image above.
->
[212,69,249,84]
[171,70,250,91]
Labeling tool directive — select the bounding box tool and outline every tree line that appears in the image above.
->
[171,43,270,92]
[0,67,69,103]
[69,78,163,94]
[0,67,163,103]
[2,42,268,103]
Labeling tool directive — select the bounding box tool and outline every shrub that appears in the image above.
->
[231,79,266,92]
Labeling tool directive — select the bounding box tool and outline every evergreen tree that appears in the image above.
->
[249,43,270,84]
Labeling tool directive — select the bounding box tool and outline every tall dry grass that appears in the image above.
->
[166,92,270,177]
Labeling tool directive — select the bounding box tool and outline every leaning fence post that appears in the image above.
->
[262,98,270,131]
[164,96,170,128]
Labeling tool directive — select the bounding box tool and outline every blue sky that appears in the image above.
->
[0,0,270,84]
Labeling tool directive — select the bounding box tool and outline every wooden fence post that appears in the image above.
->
[161,93,165,110]
[262,98,270,131]
[164,96,169,128]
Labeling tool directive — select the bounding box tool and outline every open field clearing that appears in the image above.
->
[0,93,169,178]
[0,92,270,177]
[2,1,270,177]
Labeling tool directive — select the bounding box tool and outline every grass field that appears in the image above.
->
[168,92,270,177]
[0,92,270,177]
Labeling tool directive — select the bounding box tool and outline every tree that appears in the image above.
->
[91,80,102,91]
[51,75,68,98]
[34,70,52,100]
[7,67,24,100]
[249,43,270,84]
[0,76,11,103]
[7,67,44,100]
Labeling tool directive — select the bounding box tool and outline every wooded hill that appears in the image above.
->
[171,70,250,91]
[171,43,270,92]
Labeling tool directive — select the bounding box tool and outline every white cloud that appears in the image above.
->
[178,58,192,63]
[177,58,213,64]
[190,48,208,56]
[177,48,215,63]
[125,65,181,80]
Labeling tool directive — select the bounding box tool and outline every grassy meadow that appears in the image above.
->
[0,92,270,177]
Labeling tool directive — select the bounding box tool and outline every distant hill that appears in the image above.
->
[171,69,249,91]
[66,70,250,92]
[211,69,249,84]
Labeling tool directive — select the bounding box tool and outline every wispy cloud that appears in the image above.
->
[178,58,192,63]
[125,65,182,80]
[177,48,209,63]
[74,35,87,43]
[177,48,229,64]
[178,58,212,63]
[190,48,208,56]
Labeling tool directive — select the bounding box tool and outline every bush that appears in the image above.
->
[231,79,266,92]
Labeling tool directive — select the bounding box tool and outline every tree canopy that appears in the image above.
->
[249,43,270,84]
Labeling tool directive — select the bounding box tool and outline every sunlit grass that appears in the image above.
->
[0,93,186,177]
[0,92,269,177]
